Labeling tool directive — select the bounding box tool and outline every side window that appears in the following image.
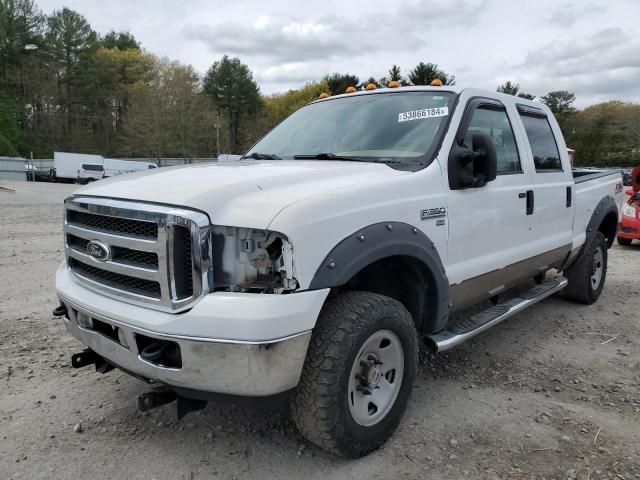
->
[519,114,562,171]
[463,107,521,174]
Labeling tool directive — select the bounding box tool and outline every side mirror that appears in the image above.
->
[448,132,497,190]
[471,133,497,183]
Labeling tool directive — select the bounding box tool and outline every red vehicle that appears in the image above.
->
[618,166,640,246]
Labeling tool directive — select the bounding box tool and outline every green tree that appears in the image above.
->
[46,7,97,142]
[0,90,20,154]
[541,90,576,133]
[322,72,360,95]
[541,90,576,116]
[0,0,44,84]
[203,55,261,154]
[122,59,214,158]
[565,101,640,167]
[496,80,535,100]
[408,62,455,86]
[99,30,139,50]
[389,64,402,82]
[262,81,329,130]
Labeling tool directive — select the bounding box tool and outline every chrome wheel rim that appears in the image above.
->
[591,246,604,290]
[347,330,404,427]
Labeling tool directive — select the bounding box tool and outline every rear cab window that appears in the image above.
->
[517,107,563,172]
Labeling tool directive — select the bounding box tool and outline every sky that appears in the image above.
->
[36,0,640,108]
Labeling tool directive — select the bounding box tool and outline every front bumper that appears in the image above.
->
[56,264,329,396]
[618,213,640,239]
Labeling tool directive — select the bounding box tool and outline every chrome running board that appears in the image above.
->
[426,276,568,352]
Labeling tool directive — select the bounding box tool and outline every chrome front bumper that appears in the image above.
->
[59,298,312,396]
[56,262,329,396]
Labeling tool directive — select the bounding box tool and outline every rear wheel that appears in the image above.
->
[564,231,607,304]
[617,237,632,246]
[291,291,418,457]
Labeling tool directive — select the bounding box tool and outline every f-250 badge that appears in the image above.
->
[420,207,446,220]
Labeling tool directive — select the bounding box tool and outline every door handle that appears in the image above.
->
[526,190,534,215]
[566,186,572,207]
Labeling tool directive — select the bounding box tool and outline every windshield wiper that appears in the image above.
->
[243,152,281,160]
[293,152,371,163]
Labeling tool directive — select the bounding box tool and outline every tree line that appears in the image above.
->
[1,0,638,166]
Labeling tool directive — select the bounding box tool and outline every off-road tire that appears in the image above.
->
[617,237,632,247]
[564,231,607,304]
[291,291,418,458]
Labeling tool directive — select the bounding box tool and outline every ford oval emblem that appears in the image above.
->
[86,240,112,261]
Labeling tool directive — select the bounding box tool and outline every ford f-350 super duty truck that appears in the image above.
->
[53,85,623,457]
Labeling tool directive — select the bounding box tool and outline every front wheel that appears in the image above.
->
[564,231,608,304]
[291,291,418,457]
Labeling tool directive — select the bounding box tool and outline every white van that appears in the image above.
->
[76,163,104,184]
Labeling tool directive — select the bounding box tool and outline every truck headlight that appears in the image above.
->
[211,226,297,293]
[622,203,636,218]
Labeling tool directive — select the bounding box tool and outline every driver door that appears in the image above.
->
[445,97,535,310]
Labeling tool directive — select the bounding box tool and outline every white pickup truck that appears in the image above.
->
[54,85,623,457]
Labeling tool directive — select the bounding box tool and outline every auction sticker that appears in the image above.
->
[398,106,449,123]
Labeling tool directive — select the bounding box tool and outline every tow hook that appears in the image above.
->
[71,348,114,374]
[52,303,68,317]
[138,388,208,420]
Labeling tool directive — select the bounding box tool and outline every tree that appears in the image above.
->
[95,48,154,120]
[322,72,360,95]
[541,90,576,117]
[496,80,535,100]
[46,7,97,141]
[0,90,20,154]
[123,59,216,158]
[408,62,455,86]
[564,101,640,167]
[0,0,45,84]
[389,64,402,82]
[541,90,576,133]
[203,55,261,154]
[99,30,139,50]
[262,80,329,131]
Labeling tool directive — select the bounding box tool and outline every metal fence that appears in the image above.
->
[0,157,217,182]
[0,157,28,181]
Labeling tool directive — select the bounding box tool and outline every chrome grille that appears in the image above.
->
[64,197,211,312]
[67,210,158,238]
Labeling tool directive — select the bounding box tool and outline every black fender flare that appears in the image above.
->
[308,222,449,333]
[564,195,619,271]
[586,195,619,247]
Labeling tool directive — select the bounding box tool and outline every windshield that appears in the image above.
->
[246,91,455,170]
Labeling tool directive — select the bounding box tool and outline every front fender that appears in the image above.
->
[308,222,449,333]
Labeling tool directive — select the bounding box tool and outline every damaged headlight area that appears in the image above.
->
[211,226,298,294]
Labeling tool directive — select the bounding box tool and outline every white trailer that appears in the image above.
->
[103,159,157,178]
[53,152,104,182]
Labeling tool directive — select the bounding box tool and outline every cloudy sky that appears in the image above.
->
[37,0,640,107]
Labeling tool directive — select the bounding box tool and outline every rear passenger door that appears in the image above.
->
[516,106,574,257]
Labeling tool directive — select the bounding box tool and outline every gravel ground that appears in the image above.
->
[1,181,639,480]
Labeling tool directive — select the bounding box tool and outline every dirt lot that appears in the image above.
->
[1,181,639,480]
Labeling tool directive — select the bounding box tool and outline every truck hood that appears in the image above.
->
[75,160,407,228]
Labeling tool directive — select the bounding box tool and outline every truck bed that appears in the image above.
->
[572,168,620,184]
